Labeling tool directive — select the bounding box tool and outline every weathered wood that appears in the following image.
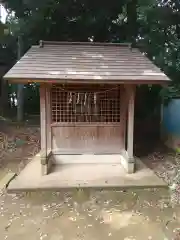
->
[120,85,127,149]
[5,78,169,86]
[51,124,123,154]
[51,122,121,127]
[127,85,136,160]
[40,84,47,152]
[10,62,160,68]
[4,43,170,84]
[119,85,136,174]
[40,84,53,175]
[5,72,168,78]
[46,85,52,152]
[10,63,159,70]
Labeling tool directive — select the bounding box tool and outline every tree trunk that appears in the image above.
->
[0,65,9,117]
[17,84,24,121]
[17,36,24,122]
[127,0,138,43]
[0,78,9,116]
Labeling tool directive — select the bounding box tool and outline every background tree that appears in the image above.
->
[0,0,179,121]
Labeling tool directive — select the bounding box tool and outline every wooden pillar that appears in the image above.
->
[46,85,52,153]
[120,84,136,174]
[126,84,136,173]
[40,84,47,154]
[127,85,135,159]
[40,84,52,175]
[120,85,127,150]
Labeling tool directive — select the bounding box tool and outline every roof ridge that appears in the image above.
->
[39,40,131,48]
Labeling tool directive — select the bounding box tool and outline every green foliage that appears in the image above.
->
[2,0,131,44]
[1,0,180,115]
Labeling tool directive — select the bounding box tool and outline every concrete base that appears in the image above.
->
[52,151,135,174]
[7,154,167,192]
[52,154,124,164]
[41,159,52,176]
[119,150,135,174]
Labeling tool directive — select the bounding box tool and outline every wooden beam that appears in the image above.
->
[5,78,170,85]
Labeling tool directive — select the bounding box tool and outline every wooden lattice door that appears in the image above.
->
[51,84,124,154]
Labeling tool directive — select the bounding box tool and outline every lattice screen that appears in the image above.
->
[51,84,121,123]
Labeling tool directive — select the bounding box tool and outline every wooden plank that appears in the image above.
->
[51,125,123,154]
[19,58,154,64]
[126,85,136,159]
[27,53,144,58]
[10,67,159,74]
[9,64,159,70]
[25,53,146,58]
[4,74,168,81]
[24,50,146,55]
[18,57,153,63]
[5,78,169,86]
[21,51,152,59]
[7,69,164,76]
[51,122,121,127]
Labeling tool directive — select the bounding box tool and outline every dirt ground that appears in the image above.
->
[0,189,180,240]
[1,121,180,239]
[0,120,40,177]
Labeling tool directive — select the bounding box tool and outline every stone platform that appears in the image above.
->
[7,154,167,192]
